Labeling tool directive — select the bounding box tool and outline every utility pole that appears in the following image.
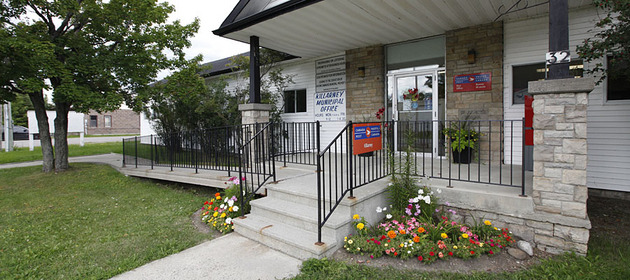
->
[0,104,3,150]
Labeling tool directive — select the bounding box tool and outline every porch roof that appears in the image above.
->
[214,0,593,59]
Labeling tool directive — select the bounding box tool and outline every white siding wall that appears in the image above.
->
[504,7,630,192]
[279,54,347,150]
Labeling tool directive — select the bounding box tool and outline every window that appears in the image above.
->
[607,56,630,101]
[104,115,112,128]
[284,89,307,113]
[89,115,98,127]
[512,61,583,104]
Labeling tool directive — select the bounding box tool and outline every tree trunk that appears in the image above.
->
[54,103,70,171]
[28,91,55,172]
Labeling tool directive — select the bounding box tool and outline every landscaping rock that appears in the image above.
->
[508,248,528,260]
[517,240,534,256]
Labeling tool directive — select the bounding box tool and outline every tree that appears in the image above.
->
[0,0,198,172]
[577,0,630,83]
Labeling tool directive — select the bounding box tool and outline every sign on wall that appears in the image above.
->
[352,123,382,155]
[315,55,346,121]
[453,72,492,92]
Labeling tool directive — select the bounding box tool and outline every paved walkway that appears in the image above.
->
[0,153,304,280]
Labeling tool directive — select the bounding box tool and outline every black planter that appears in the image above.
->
[452,147,472,164]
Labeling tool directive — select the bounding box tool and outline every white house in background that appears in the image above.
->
[26,110,85,151]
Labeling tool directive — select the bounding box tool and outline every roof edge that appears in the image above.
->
[213,0,324,36]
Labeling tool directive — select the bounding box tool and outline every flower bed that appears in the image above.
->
[200,177,243,234]
[343,187,514,263]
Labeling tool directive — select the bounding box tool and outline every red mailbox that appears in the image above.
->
[524,95,534,146]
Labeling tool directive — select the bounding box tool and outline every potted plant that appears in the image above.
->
[442,122,480,164]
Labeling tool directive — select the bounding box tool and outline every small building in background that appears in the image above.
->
[84,109,140,135]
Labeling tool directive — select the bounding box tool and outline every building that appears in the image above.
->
[84,109,140,135]
[133,0,628,258]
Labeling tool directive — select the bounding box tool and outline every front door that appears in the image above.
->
[390,69,446,156]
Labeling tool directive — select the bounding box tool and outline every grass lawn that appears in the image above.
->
[293,196,630,280]
[0,142,123,164]
[0,164,213,279]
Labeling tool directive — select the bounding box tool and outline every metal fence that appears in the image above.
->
[316,119,525,243]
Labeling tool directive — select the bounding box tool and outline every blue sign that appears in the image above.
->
[354,125,381,140]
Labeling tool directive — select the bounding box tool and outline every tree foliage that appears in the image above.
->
[577,0,630,82]
[0,0,198,172]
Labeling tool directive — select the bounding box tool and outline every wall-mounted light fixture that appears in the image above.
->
[358,66,366,78]
[467,49,476,64]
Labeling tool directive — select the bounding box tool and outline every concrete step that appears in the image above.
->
[249,196,352,240]
[233,214,338,260]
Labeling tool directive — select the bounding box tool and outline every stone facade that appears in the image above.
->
[345,45,385,122]
[528,77,594,255]
[445,22,504,162]
[85,109,140,135]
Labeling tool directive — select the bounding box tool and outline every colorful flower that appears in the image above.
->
[462,233,469,239]
[417,256,423,262]
[413,236,420,243]
[387,230,397,239]
[484,220,492,226]
[441,233,448,239]
[399,229,406,235]
[357,223,365,230]
[353,214,360,220]
[348,239,354,245]
[418,227,426,234]
[438,252,444,258]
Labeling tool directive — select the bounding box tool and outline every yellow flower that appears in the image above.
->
[399,243,404,248]
[229,206,233,212]
[357,223,365,230]
[213,212,218,217]
[484,220,492,226]
[441,233,448,239]
[494,227,499,231]
[462,233,469,239]
[353,214,360,220]
[216,196,221,200]
[344,236,348,241]
[479,243,484,247]
[453,246,458,249]
[220,213,226,218]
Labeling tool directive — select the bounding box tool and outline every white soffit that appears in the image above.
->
[221,0,593,59]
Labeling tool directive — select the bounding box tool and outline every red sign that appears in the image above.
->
[524,95,534,146]
[353,123,382,155]
[453,72,492,92]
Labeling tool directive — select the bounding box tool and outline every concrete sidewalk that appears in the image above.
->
[111,234,302,280]
[0,153,124,170]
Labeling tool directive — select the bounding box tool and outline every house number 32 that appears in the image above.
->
[546,51,571,65]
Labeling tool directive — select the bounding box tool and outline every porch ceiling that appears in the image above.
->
[215,0,593,59]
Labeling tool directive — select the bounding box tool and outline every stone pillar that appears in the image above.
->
[239,103,272,125]
[528,77,593,255]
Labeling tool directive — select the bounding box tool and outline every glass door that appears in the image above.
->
[390,69,445,156]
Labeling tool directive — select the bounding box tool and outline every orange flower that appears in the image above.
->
[387,230,397,239]
[413,236,420,243]
[215,193,221,198]
[417,227,426,234]
[399,229,406,235]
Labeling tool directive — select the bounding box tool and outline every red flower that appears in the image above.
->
[470,251,475,255]
[214,207,218,211]
[394,252,398,256]
[204,201,209,205]
[489,250,494,255]
[380,235,386,240]
[429,251,435,256]
[417,256,423,262]
[448,251,453,256]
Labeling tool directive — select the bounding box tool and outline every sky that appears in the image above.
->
[160,0,250,78]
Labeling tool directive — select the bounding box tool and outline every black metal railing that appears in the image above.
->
[272,122,318,166]
[122,122,319,172]
[316,119,525,244]
[237,122,276,216]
